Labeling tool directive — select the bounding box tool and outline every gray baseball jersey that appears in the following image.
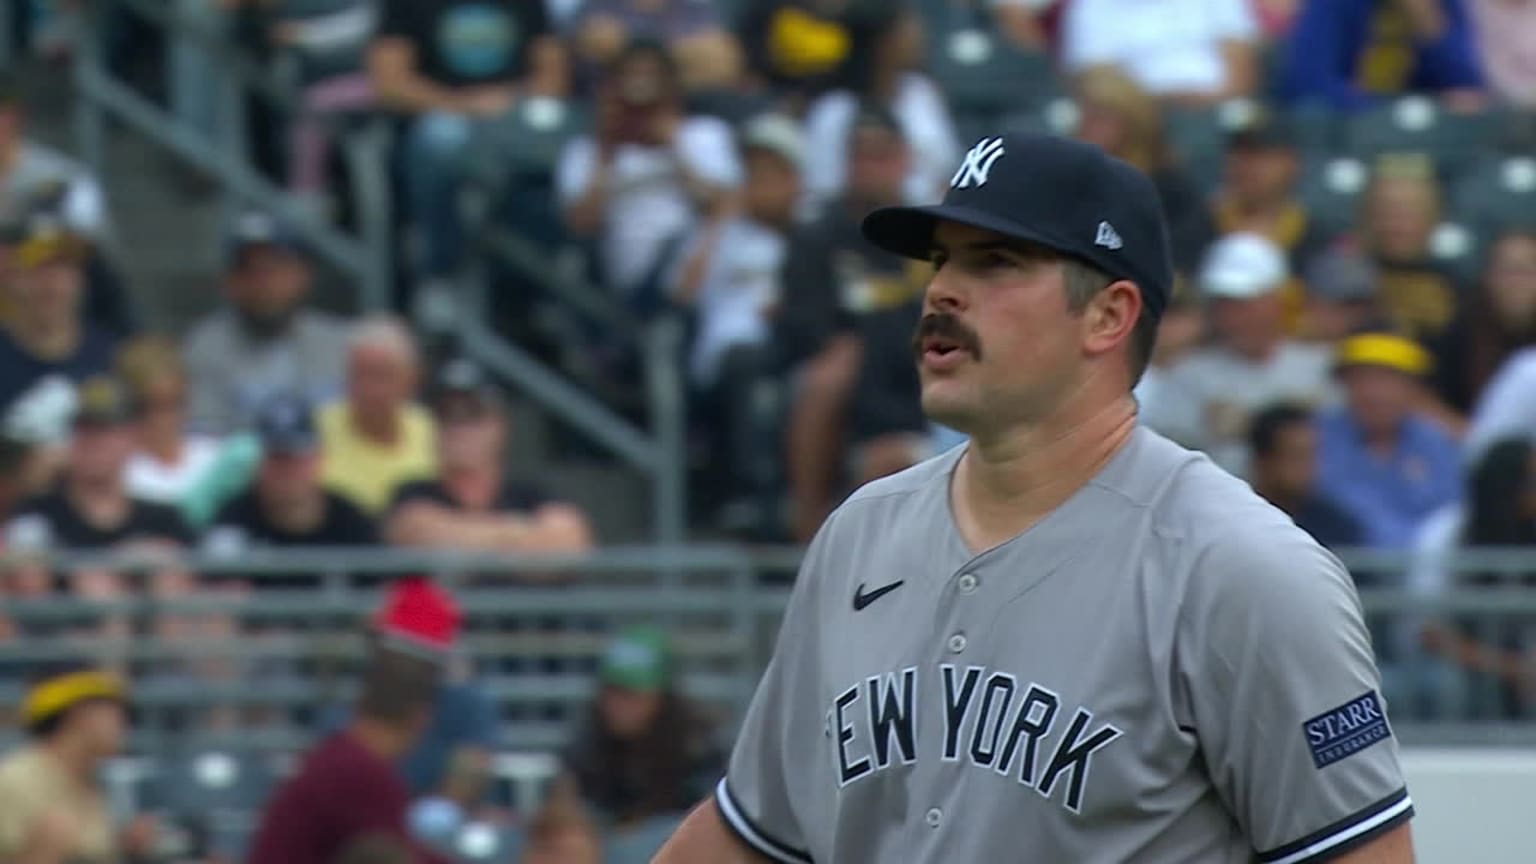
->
[717,426,1411,863]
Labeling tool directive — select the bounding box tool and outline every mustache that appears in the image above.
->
[912,313,982,361]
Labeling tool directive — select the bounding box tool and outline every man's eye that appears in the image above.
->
[982,253,1014,270]
[931,253,949,269]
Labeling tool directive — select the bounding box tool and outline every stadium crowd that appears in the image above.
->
[3,0,1536,860]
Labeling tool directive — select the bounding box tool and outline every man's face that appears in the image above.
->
[1209,293,1283,358]
[1366,176,1436,263]
[12,258,83,327]
[743,149,801,226]
[915,223,1094,434]
[68,423,134,485]
[227,245,310,328]
[1225,144,1297,207]
[1342,365,1416,435]
[847,127,909,207]
[348,345,416,416]
[1259,420,1317,499]
[598,685,663,740]
[1487,233,1536,332]
[69,700,127,760]
[438,405,505,472]
[1074,102,1130,160]
[257,451,320,506]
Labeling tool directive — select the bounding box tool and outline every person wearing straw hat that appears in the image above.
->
[1315,329,1462,550]
[0,665,156,864]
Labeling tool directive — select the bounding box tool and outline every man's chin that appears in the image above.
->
[920,390,976,432]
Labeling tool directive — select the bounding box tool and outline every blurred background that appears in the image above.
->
[0,0,1535,861]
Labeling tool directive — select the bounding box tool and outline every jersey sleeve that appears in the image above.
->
[1180,528,1412,864]
[716,517,838,864]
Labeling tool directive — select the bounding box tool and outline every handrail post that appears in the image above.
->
[645,316,687,546]
[73,0,107,179]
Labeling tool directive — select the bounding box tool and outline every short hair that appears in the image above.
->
[355,642,441,726]
[346,316,418,368]
[1248,403,1313,458]
[609,38,679,89]
[1060,258,1159,387]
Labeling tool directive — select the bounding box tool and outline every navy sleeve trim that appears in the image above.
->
[1257,786,1414,864]
[714,777,813,864]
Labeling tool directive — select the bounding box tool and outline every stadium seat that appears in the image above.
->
[1163,106,1228,195]
[1297,155,1370,243]
[928,28,1059,118]
[1450,155,1536,236]
[141,748,277,862]
[1345,96,1496,181]
[464,98,589,191]
[1429,221,1481,284]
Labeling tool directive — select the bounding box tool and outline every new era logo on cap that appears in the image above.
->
[1095,221,1123,250]
[951,137,1006,190]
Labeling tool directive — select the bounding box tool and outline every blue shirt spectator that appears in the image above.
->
[1314,333,1463,548]
[1280,0,1483,110]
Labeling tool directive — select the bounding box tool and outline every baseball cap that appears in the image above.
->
[373,576,463,657]
[226,210,304,264]
[431,358,505,421]
[1335,331,1432,376]
[3,201,88,269]
[740,113,805,170]
[1199,232,1289,300]
[254,392,318,454]
[599,626,672,692]
[1305,245,1378,302]
[72,377,132,427]
[22,666,127,734]
[861,132,1174,321]
[1225,106,1294,151]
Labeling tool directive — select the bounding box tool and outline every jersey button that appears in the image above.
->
[947,633,967,654]
[924,808,942,828]
[957,573,979,594]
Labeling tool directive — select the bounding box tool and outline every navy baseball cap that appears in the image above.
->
[861,132,1175,321]
[254,392,317,455]
[226,210,305,265]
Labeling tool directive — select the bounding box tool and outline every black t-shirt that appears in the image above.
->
[0,326,118,417]
[378,0,551,88]
[210,489,378,548]
[1293,493,1364,552]
[389,477,549,514]
[6,488,193,550]
[850,299,925,445]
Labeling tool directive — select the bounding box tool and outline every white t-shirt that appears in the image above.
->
[671,216,785,388]
[125,437,224,507]
[556,116,742,294]
[1140,341,1336,477]
[801,74,961,210]
[1062,0,1258,96]
[1464,347,1536,466]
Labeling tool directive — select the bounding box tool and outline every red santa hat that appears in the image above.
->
[373,576,462,659]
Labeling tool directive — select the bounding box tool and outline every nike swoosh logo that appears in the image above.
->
[853,580,905,611]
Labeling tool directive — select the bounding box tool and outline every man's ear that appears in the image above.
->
[1082,279,1143,359]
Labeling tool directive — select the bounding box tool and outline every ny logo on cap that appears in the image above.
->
[951,137,1006,190]
[1095,220,1124,250]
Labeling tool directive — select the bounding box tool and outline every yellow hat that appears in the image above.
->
[22,669,127,731]
[1335,332,1433,376]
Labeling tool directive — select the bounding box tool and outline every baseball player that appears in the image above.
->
[654,132,1414,863]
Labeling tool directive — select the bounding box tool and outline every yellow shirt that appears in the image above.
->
[0,745,117,863]
[318,402,438,516]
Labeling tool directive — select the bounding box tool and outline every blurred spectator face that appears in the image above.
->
[1210,293,1284,358]
[1365,175,1437,263]
[227,244,312,334]
[68,700,128,760]
[598,684,663,740]
[1340,365,1416,437]
[1225,143,1297,208]
[602,43,681,144]
[69,418,134,486]
[1076,101,1131,160]
[437,398,506,473]
[257,450,322,508]
[1486,231,1536,333]
[1254,417,1317,500]
[847,126,909,207]
[1072,68,1161,173]
[742,148,801,226]
[1151,300,1204,367]
[348,343,417,419]
[13,255,84,329]
[876,11,925,74]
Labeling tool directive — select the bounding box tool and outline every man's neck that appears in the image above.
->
[349,717,408,761]
[443,464,500,510]
[42,735,100,786]
[11,318,81,361]
[67,476,128,527]
[140,425,183,465]
[350,405,400,445]
[265,490,326,534]
[953,394,1139,553]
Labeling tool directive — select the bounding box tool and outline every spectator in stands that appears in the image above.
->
[1281,0,1485,110]
[802,6,960,210]
[1431,229,1536,416]
[1248,403,1364,549]
[1132,280,1206,437]
[777,105,928,541]
[1142,233,1335,476]
[976,0,1061,50]
[1463,344,1536,465]
[1300,242,1384,342]
[0,210,117,419]
[384,359,592,554]
[554,627,723,835]
[1469,0,1536,107]
[736,0,901,104]
[558,40,741,311]
[571,0,743,92]
[1070,66,1215,276]
[0,666,157,864]
[0,73,131,338]
[319,317,437,517]
[250,578,458,864]
[116,335,223,510]
[204,393,376,574]
[368,0,567,285]
[517,800,602,864]
[1212,107,1329,333]
[183,211,349,435]
[1412,437,1536,719]
[1316,330,1462,548]
[1359,155,1464,349]
[669,114,800,529]
[1061,0,1260,102]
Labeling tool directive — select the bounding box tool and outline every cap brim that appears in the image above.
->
[862,203,1078,262]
